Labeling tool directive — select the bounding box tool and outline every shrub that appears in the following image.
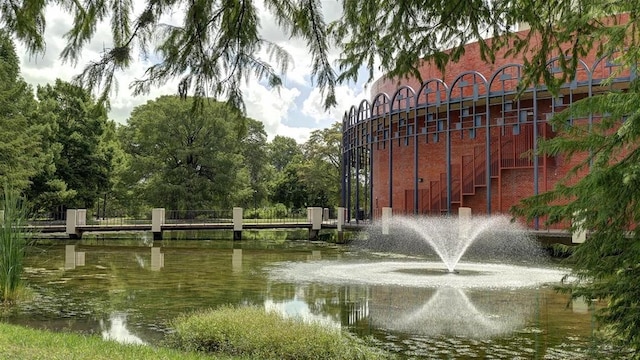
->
[166,305,389,359]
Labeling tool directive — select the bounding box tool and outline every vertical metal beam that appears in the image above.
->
[369,118,374,219]
[486,88,492,214]
[389,115,393,208]
[532,89,539,229]
[341,118,347,208]
[413,111,419,214]
[446,103,451,214]
[346,135,352,221]
[355,145,360,223]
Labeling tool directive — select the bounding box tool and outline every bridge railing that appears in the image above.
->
[84,209,150,226]
[243,208,308,224]
[165,209,234,224]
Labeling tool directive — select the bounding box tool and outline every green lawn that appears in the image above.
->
[0,323,238,360]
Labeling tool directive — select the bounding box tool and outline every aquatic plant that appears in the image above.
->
[0,188,29,303]
[167,305,389,359]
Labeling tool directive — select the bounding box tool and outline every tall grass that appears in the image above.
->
[167,305,390,359]
[0,187,29,303]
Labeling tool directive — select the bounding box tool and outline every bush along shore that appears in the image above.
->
[166,305,391,359]
[0,305,391,360]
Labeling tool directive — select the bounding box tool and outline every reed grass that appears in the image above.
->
[0,188,29,303]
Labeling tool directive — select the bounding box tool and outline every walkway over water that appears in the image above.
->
[26,206,575,244]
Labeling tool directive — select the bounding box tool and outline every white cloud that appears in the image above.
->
[301,84,368,125]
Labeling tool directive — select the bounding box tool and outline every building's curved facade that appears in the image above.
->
[341,25,633,229]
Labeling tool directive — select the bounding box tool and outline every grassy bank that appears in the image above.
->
[167,305,389,359]
[0,322,237,360]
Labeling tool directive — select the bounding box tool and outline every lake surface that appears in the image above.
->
[5,235,602,359]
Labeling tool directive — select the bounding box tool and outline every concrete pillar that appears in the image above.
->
[309,207,323,230]
[381,207,392,235]
[152,208,165,240]
[337,206,345,243]
[233,207,243,240]
[323,208,329,222]
[66,209,78,238]
[458,207,472,240]
[572,212,586,244]
[76,209,87,226]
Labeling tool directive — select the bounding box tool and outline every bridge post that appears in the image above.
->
[308,207,322,241]
[152,208,165,240]
[337,206,345,243]
[233,207,243,240]
[381,207,392,235]
[66,209,85,239]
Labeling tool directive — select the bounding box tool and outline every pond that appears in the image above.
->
[5,234,600,359]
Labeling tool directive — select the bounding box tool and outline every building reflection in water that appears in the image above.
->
[100,312,146,345]
[64,244,85,270]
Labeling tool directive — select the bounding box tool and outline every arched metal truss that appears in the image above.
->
[341,56,635,227]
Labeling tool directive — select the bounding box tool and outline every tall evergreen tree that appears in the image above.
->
[0,31,43,192]
[27,80,112,212]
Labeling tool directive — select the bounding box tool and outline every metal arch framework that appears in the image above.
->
[341,56,633,226]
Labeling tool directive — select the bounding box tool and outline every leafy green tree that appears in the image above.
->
[267,136,302,172]
[120,95,249,210]
[270,124,341,209]
[300,122,342,208]
[0,31,44,192]
[240,119,270,209]
[26,80,113,212]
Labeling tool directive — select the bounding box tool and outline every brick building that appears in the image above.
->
[341,22,633,229]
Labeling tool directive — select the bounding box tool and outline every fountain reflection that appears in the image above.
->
[100,312,146,345]
[368,286,529,338]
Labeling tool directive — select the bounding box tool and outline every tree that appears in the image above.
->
[270,124,341,209]
[240,118,270,208]
[26,80,113,212]
[119,95,249,210]
[267,136,302,172]
[0,31,45,193]
[300,122,342,208]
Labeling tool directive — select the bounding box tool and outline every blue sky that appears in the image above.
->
[16,1,373,143]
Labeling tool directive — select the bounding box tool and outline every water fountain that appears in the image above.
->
[267,208,567,348]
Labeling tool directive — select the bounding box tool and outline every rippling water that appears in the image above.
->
[3,236,607,359]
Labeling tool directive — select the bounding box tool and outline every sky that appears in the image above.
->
[16,1,375,144]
